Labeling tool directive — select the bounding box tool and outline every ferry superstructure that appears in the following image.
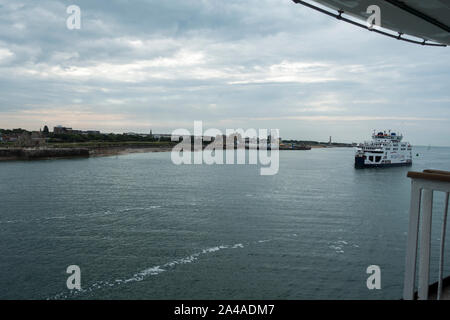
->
[355,130,412,168]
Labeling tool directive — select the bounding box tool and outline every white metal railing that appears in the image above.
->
[403,170,450,300]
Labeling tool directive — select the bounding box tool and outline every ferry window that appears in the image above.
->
[375,156,381,162]
[393,148,398,151]
[369,156,374,161]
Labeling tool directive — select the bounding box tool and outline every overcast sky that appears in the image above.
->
[0,0,449,145]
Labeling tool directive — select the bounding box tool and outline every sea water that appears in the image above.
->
[1,146,449,299]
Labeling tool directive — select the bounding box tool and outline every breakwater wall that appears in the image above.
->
[0,148,90,160]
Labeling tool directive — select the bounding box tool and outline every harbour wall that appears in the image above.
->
[0,148,90,160]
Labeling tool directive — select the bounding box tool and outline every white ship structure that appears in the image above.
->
[355,130,412,168]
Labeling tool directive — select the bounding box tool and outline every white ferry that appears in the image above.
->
[355,130,412,168]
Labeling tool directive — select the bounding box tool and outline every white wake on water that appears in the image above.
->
[49,240,255,300]
[0,206,163,225]
[328,239,360,254]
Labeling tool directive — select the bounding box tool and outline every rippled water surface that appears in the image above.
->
[1,146,449,299]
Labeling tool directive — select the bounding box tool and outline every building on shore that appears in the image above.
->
[152,133,172,140]
[0,134,18,143]
[53,126,72,134]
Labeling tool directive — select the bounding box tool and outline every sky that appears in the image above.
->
[0,0,449,146]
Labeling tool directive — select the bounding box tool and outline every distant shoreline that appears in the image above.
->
[0,143,355,161]
[0,144,175,161]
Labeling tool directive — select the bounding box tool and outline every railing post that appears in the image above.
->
[418,189,433,300]
[405,170,450,300]
[438,192,449,300]
[403,179,422,300]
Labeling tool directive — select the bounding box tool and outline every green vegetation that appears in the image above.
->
[0,128,28,135]
[282,140,321,145]
[0,128,175,148]
[48,141,176,148]
[47,133,169,143]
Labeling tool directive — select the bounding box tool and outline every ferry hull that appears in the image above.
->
[355,157,412,168]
